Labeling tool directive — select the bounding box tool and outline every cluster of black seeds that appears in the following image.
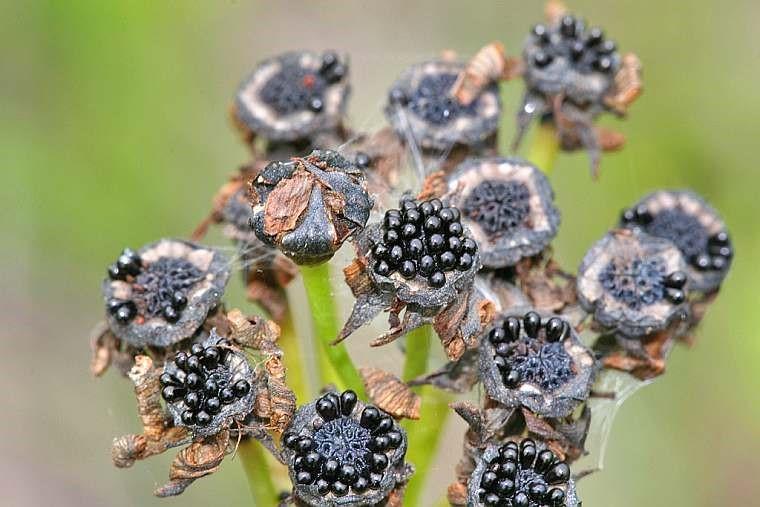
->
[389,73,478,125]
[284,390,403,498]
[477,439,571,506]
[530,15,617,74]
[463,180,532,236]
[372,197,477,288]
[489,312,574,392]
[599,257,687,309]
[160,342,250,427]
[354,151,372,170]
[622,206,733,272]
[259,52,345,115]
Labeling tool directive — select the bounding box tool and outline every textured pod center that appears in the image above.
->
[259,64,327,115]
[643,209,708,262]
[598,257,666,310]
[314,418,372,471]
[408,73,478,125]
[463,180,531,236]
[134,257,203,318]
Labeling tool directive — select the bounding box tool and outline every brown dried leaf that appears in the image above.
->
[226,309,281,353]
[154,430,230,497]
[604,52,643,115]
[263,169,313,237]
[360,367,421,420]
[451,42,508,106]
[90,321,116,377]
[417,170,447,201]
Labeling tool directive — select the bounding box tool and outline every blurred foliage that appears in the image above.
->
[1,1,759,506]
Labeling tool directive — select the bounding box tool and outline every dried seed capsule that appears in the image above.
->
[234,51,350,142]
[619,190,733,293]
[577,229,690,339]
[283,390,410,505]
[468,440,580,506]
[446,158,560,268]
[385,59,501,151]
[101,239,230,348]
[480,312,596,417]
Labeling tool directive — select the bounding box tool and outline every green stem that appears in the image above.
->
[300,263,365,398]
[239,440,278,506]
[278,307,309,403]
[527,122,560,174]
[401,325,452,507]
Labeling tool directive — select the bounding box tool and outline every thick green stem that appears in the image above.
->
[239,440,278,506]
[527,122,560,174]
[401,325,452,507]
[278,307,309,403]
[300,263,365,398]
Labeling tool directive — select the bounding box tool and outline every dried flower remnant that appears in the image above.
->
[620,190,733,293]
[385,59,501,153]
[446,157,560,268]
[577,229,689,339]
[339,196,492,360]
[467,439,579,507]
[233,51,350,144]
[339,127,406,199]
[282,390,412,506]
[248,149,373,265]
[479,311,595,418]
[514,5,643,177]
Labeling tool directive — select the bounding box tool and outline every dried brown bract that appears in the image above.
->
[360,367,421,420]
[450,42,523,106]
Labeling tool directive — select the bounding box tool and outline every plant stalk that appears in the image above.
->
[239,440,278,507]
[300,262,365,398]
[277,307,309,403]
[527,121,560,174]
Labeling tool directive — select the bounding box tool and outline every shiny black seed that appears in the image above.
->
[386,431,402,449]
[175,352,187,369]
[462,238,477,254]
[505,369,521,387]
[404,208,421,224]
[316,479,330,495]
[184,391,200,409]
[353,476,369,493]
[384,213,402,229]
[323,459,340,479]
[424,216,442,232]
[419,201,434,216]
[374,260,391,277]
[373,243,389,259]
[560,15,577,37]
[711,256,727,270]
[523,311,541,338]
[490,327,506,343]
[316,398,339,420]
[234,379,251,397]
[304,452,321,470]
[340,390,357,415]
[321,51,339,71]
[389,88,408,105]
[634,205,653,223]
[497,478,515,495]
[360,407,381,429]
[447,236,462,253]
[481,471,498,488]
[621,208,636,223]
[389,245,404,265]
[195,410,211,426]
[546,462,571,484]
[429,271,446,288]
[430,198,443,212]
[296,471,313,485]
[520,444,537,467]
[418,255,436,276]
[115,302,136,323]
[594,56,613,72]
[107,263,125,280]
[185,372,201,389]
[181,410,195,425]
[191,343,204,355]
[384,229,400,245]
[439,251,456,269]
[484,493,500,506]
[598,39,617,54]
[665,288,685,304]
[117,254,140,276]
[495,343,510,356]
[355,152,371,168]
[587,26,604,46]
[500,460,517,478]
[457,253,473,271]
[448,222,464,236]
[665,271,687,289]
[370,435,389,452]
[548,487,566,506]
[369,473,383,489]
[710,244,733,258]
[375,416,394,434]
[529,481,548,501]
[161,385,182,401]
[407,238,424,258]
[532,24,548,40]
[570,40,585,60]
[400,260,417,279]
[220,387,235,404]
[324,63,346,83]
[710,231,730,245]
[171,291,187,308]
[202,347,220,367]
[186,355,201,372]
[371,453,389,471]
[536,449,557,472]
[493,356,506,369]
[534,51,552,68]
[545,317,566,342]
[513,492,529,507]
[205,397,221,414]
[504,317,521,340]
[283,433,299,449]
[160,373,178,386]
[107,298,124,315]
[331,481,348,496]
[295,437,314,454]
[339,464,358,484]
[204,378,218,394]
[401,223,417,239]
[439,208,456,223]
[694,253,712,271]
[428,234,445,252]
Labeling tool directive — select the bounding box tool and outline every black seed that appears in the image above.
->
[493,356,506,370]
[115,303,136,323]
[204,378,218,395]
[374,260,391,277]
[201,348,219,368]
[370,435,389,452]
[352,476,368,493]
[161,385,182,401]
[371,453,389,471]
[162,305,179,322]
[710,231,730,245]
[323,459,340,479]
[419,201,434,216]
[117,254,140,276]
[234,379,251,397]
[513,492,529,507]
[205,397,221,414]
[665,271,687,289]
[321,51,338,71]
[694,253,712,271]
[439,208,456,223]
[424,216,442,232]
[172,291,187,308]
[107,263,125,280]
[447,236,462,253]
[295,437,314,454]
[355,152,371,169]
[545,318,566,342]
[375,416,394,434]
[331,480,348,496]
[504,317,521,340]
[388,88,408,106]
[484,493,500,506]
[220,387,235,404]
[404,208,421,224]
[386,431,402,449]
[388,245,404,265]
[191,343,204,355]
[304,452,322,471]
[570,40,585,60]
[418,255,436,276]
[196,410,211,426]
[360,407,381,429]
[283,433,299,449]
[181,410,195,425]
[184,391,200,409]
[548,487,566,506]
[490,327,506,343]
[495,343,510,356]
[587,26,604,46]
[634,205,653,223]
[497,478,515,495]
[428,234,445,252]
[107,298,124,315]
[373,243,389,259]
[429,271,446,288]
[546,462,571,484]
[400,260,417,279]
[185,372,201,390]
[500,460,517,478]
[402,223,417,239]
[534,51,552,68]
[505,369,521,387]
[407,238,424,258]
[430,198,443,212]
[316,398,339,420]
[529,481,548,501]
[175,352,187,370]
[439,251,456,269]
[316,479,330,495]
[340,390,357,415]
[384,228,400,244]
[594,56,613,72]
[523,311,541,338]
[665,288,685,304]
[598,39,617,54]
[462,238,477,254]
[339,464,358,484]
[369,473,383,489]
[520,443,537,467]
[621,208,636,223]
[448,221,464,236]
[160,373,178,386]
[535,450,557,472]
[532,24,548,40]
[296,471,313,485]
[710,244,733,258]
[481,471,498,488]
[457,253,473,271]
[711,256,727,270]
[560,15,577,37]
[186,355,201,372]
[325,63,346,83]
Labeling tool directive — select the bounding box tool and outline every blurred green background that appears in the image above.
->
[2,1,759,505]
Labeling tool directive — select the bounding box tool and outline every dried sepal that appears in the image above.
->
[408,349,480,393]
[154,430,230,497]
[515,255,577,313]
[450,42,519,106]
[340,127,405,199]
[603,52,643,115]
[360,367,420,420]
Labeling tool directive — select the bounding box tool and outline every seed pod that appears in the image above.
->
[479,311,596,417]
[385,59,501,152]
[282,390,412,506]
[249,149,373,265]
[161,330,255,438]
[619,190,732,293]
[446,157,560,268]
[577,229,689,339]
[467,439,580,507]
[233,50,350,143]
[102,239,230,348]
